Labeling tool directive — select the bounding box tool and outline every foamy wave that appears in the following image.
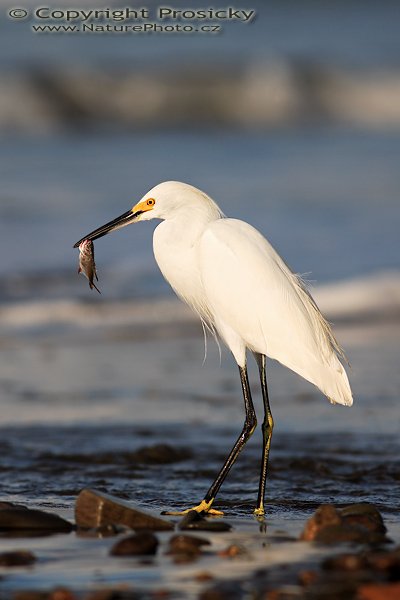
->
[2,65,400,132]
[0,271,398,334]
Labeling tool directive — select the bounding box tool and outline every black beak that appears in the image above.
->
[73,210,142,248]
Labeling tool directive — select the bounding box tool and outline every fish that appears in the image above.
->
[78,239,101,293]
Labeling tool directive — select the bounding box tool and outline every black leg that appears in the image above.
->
[203,364,257,506]
[254,353,274,516]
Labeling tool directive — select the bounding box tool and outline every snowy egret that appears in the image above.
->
[74,181,353,516]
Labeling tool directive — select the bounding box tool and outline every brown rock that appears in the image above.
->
[341,504,387,534]
[366,547,400,575]
[323,552,368,571]
[194,571,214,582]
[357,582,400,600]
[298,569,319,586]
[0,505,73,533]
[178,510,232,532]
[110,532,159,556]
[300,503,388,544]
[314,524,385,545]
[218,544,248,558]
[300,504,342,541]
[168,534,210,552]
[75,489,173,531]
[0,550,36,566]
[167,534,209,563]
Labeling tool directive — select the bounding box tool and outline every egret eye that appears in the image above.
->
[146,198,155,206]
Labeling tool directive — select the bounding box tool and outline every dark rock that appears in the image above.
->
[366,547,400,576]
[314,524,386,545]
[323,552,368,571]
[168,534,210,552]
[130,443,192,465]
[300,503,388,544]
[75,489,174,531]
[0,550,36,566]
[297,569,319,586]
[341,503,387,534]
[218,544,248,558]
[300,504,341,541]
[0,504,73,533]
[110,531,159,556]
[194,571,214,583]
[178,510,232,532]
[167,533,210,563]
[199,580,243,600]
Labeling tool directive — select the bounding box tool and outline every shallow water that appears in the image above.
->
[0,314,399,595]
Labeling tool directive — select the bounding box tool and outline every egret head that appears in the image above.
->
[73,181,222,247]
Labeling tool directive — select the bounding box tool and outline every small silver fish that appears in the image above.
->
[78,239,101,293]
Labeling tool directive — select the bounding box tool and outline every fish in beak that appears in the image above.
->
[78,240,101,294]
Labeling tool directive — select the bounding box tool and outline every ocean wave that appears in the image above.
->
[0,271,398,335]
[2,64,400,133]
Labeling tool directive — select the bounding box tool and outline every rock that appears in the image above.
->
[75,489,173,531]
[0,504,73,533]
[357,582,400,600]
[300,504,342,541]
[323,552,368,571]
[218,544,248,558]
[178,510,232,532]
[48,589,77,600]
[341,504,387,534]
[199,581,243,600]
[130,443,192,464]
[166,533,210,563]
[314,524,385,545]
[300,503,388,544]
[194,571,214,582]
[168,534,210,552]
[366,547,400,575]
[0,550,36,566]
[298,569,319,586]
[110,532,159,556]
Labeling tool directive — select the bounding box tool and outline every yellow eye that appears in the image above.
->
[146,198,155,206]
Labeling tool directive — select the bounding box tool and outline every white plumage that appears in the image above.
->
[150,181,352,407]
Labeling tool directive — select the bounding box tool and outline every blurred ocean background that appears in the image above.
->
[0,0,399,544]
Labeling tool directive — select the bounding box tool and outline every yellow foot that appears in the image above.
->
[162,498,224,516]
[253,506,265,517]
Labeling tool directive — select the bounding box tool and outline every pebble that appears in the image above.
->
[323,546,400,576]
[218,544,248,558]
[178,510,232,532]
[166,533,210,563]
[0,550,36,566]
[110,531,159,556]
[75,489,174,531]
[0,504,73,533]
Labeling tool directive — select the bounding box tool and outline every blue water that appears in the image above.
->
[0,127,399,301]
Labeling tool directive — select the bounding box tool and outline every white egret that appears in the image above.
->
[74,181,353,516]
